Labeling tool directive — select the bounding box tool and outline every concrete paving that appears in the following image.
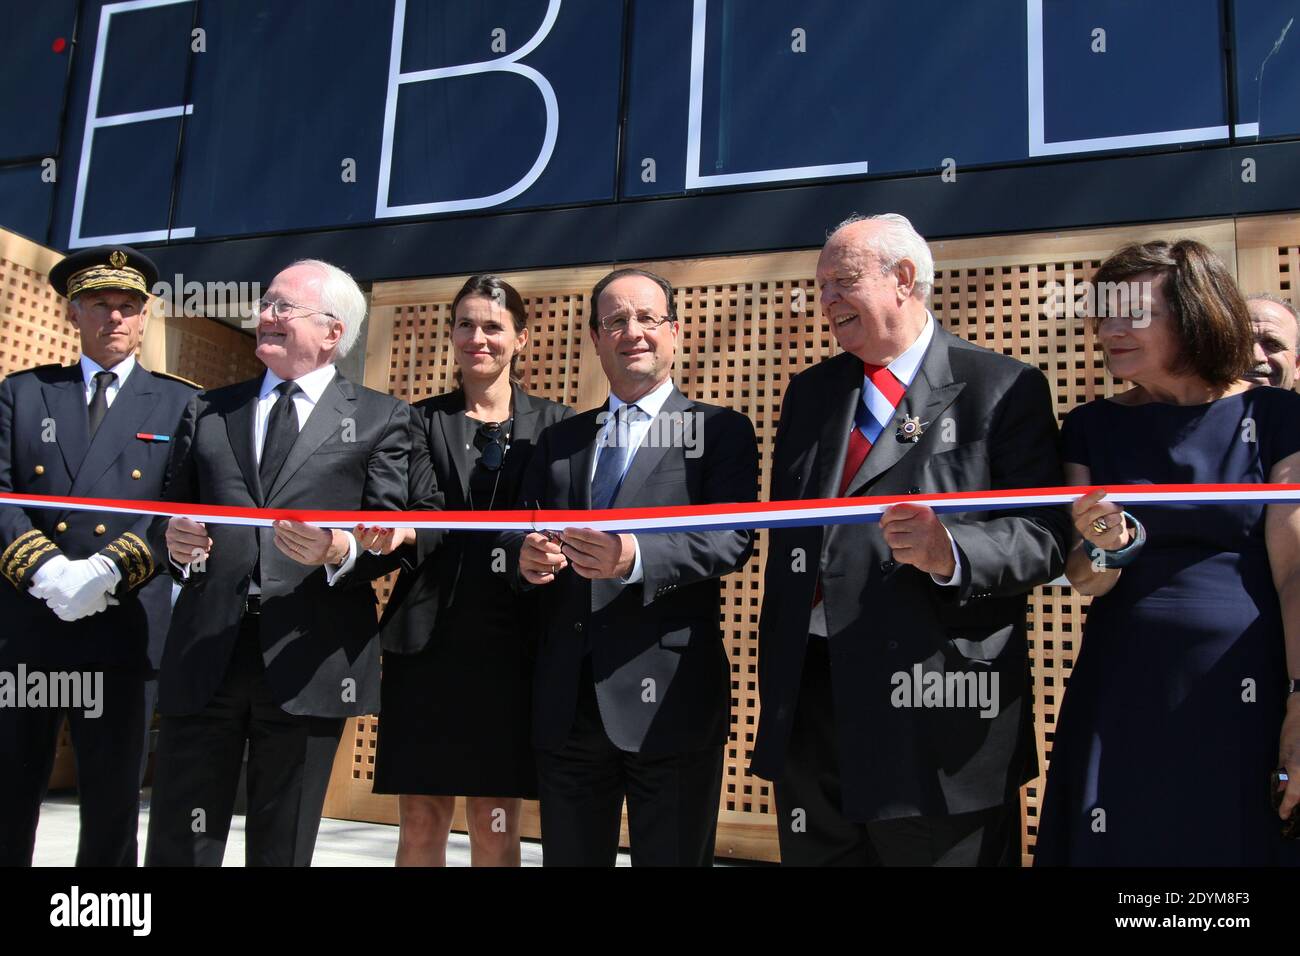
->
[30,791,630,867]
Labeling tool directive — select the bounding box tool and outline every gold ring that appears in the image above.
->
[1091,517,1110,534]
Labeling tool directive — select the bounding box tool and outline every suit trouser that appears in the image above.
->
[536,657,725,867]
[144,615,344,867]
[774,635,1020,867]
[0,666,155,866]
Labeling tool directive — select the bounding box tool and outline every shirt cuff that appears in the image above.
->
[324,531,359,586]
[929,527,964,588]
[622,534,644,584]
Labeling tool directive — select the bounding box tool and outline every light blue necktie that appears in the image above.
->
[590,403,641,509]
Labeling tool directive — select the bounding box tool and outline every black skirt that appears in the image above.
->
[374,403,548,799]
[373,596,538,799]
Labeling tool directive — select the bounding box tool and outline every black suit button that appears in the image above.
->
[574,622,584,633]
[880,559,896,573]
[887,640,898,650]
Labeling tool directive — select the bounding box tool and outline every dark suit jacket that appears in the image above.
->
[146,370,409,717]
[0,362,196,671]
[750,326,1069,821]
[379,384,572,654]
[503,386,759,756]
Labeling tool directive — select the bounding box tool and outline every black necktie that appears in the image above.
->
[590,403,640,510]
[87,370,116,437]
[259,381,301,491]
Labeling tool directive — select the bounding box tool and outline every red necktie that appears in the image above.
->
[814,363,906,607]
[837,363,905,495]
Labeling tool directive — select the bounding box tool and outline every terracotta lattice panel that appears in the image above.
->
[167,315,261,389]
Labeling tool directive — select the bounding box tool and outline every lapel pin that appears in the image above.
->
[136,433,170,442]
[895,415,927,443]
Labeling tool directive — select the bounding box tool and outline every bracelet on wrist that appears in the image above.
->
[1087,511,1146,570]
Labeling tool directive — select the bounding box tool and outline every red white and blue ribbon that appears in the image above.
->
[1,485,1299,533]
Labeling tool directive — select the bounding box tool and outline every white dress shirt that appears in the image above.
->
[253,365,357,588]
[255,364,337,456]
[178,363,358,586]
[590,376,677,585]
[80,353,136,407]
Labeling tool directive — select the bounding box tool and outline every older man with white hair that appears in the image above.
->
[142,259,414,866]
[751,214,1068,866]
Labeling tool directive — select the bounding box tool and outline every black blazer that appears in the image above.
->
[0,362,196,671]
[503,386,759,756]
[146,370,410,717]
[379,384,573,655]
[750,326,1069,821]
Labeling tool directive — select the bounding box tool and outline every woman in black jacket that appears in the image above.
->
[365,274,573,866]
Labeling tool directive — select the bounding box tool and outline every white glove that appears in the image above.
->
[28,554,71,600]
[42,554,121,622]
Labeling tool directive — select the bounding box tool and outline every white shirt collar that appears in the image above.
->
[260,363,337,403]
[609,376,676,419]
[80,353,136,389]
[878,312,936,388]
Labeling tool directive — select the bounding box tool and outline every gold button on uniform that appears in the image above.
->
[34,465,44,476]
[131,469,142,480]
[55,521,68,533]
[94,524,107,536]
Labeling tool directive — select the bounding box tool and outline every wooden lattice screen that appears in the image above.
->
[0,231,78,378]
[154,314,261,389]
[10,212,1296,865]
[331,215,1300,865]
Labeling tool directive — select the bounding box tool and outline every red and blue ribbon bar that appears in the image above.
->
[1,484,1298,533]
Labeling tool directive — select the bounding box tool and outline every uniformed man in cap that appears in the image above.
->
[0,244,197,865]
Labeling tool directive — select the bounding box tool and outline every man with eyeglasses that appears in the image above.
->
[750,214,1068,866]
[141,259,413,866]
[0,245,197,865]
[507,267,759,866]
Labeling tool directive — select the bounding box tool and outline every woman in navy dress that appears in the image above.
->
[1035,240,1300,866]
